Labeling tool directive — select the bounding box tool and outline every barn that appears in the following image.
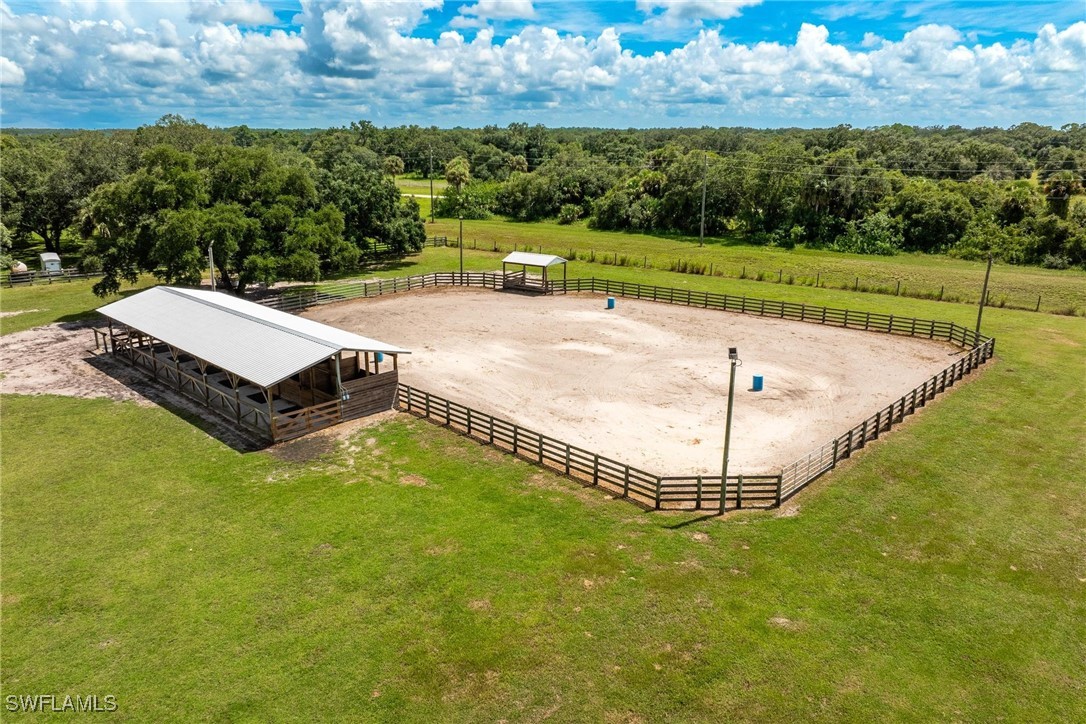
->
[95,286,409,441]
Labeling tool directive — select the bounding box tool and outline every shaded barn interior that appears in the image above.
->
[94,286,409,441]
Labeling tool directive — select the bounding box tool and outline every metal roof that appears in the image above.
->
[97,286,409,389]
[40,252,60,262]
[502,252,567,268]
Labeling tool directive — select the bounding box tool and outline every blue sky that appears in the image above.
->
[1,1,1083,129]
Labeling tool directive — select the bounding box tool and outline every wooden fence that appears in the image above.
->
[778,337,995,501]
[260,271,996,511]
[397,383,774,510]
[3,268,104,287]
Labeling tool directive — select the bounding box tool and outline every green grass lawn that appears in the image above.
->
[426,216,1086,316]
[0,276,157,336]
[2,253,1085,720]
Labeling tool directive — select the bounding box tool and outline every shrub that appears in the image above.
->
[831,213,902,256]
[1041,254,1072,270]
[557,204,582,225]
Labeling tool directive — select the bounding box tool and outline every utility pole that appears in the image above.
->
[458,215,464,280]
[429,146,435,224]
[975,253,993,336]
[720,347,740,513]
[699,152,708,247]
[208,241,216,292]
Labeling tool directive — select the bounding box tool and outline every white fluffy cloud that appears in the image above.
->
[0,0,1081,129]
[0,56,26,86]
[637,0,763,26]
[187,1,276,26]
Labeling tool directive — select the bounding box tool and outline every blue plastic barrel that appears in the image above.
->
[752,375,764,392]
[376,352,384,363]
[607,297,615,309]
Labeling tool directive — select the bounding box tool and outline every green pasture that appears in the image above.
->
[426,216,1086,316]
[396,176,448,195]
[2,250,1085,721]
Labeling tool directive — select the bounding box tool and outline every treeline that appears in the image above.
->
[2,118,1085,295]
[425,124,1085,267]
[0,115,426,296]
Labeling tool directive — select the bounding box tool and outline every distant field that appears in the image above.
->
[396,176,448,194]
[426,216,1086,316]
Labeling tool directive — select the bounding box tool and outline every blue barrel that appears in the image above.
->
[752,375,763,392]
[376,352,384,363]
[607,297,615,309]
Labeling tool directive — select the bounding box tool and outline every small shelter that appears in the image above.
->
[95,286,410,441]
[39,252,61,274]
[501,252,567,292]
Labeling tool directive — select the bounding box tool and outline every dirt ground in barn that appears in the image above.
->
[306,288,961,475]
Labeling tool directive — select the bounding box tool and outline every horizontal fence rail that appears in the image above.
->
[3,268,105,287]
[255,271,996,511]
[778,336,996,501]
[396,383,776,511]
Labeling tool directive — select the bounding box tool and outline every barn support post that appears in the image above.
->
[266,387,276,439]
[228,373,241,423]
[334,353,345,419]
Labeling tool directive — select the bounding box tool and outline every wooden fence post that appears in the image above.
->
[592,454,599,486]
[737,475,744,510]
[623,465,630,498]
[696,475,702,510]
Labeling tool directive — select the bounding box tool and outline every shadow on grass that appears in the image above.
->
[84,352,267,454]
[664,513,721,529]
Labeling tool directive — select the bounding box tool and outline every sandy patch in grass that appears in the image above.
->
[306,288,960,475]
[0,321,262,450]
[0,321,151,403]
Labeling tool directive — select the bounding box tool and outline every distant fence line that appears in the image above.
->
[430,236,1075,316]
[2,268,104,287]
[261,271,995,511]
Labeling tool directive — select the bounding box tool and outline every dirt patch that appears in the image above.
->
[768,616,805,631]
[399,473,429,486]
[269,434,338,463]
[0,309,40,318]
[1,321,152,403]
[306,288,960,475]
[0,321,263,451]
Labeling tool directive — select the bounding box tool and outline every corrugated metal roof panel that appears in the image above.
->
[167,288,409,355]
[97,286,409,388]
[502,252,567,267]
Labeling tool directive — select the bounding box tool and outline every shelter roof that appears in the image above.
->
[501,252,567,268]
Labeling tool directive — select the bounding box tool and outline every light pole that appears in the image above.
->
[458,215,464,281]
[975,253,993,337]
[207,240,216,292]
[720,346,741,513]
